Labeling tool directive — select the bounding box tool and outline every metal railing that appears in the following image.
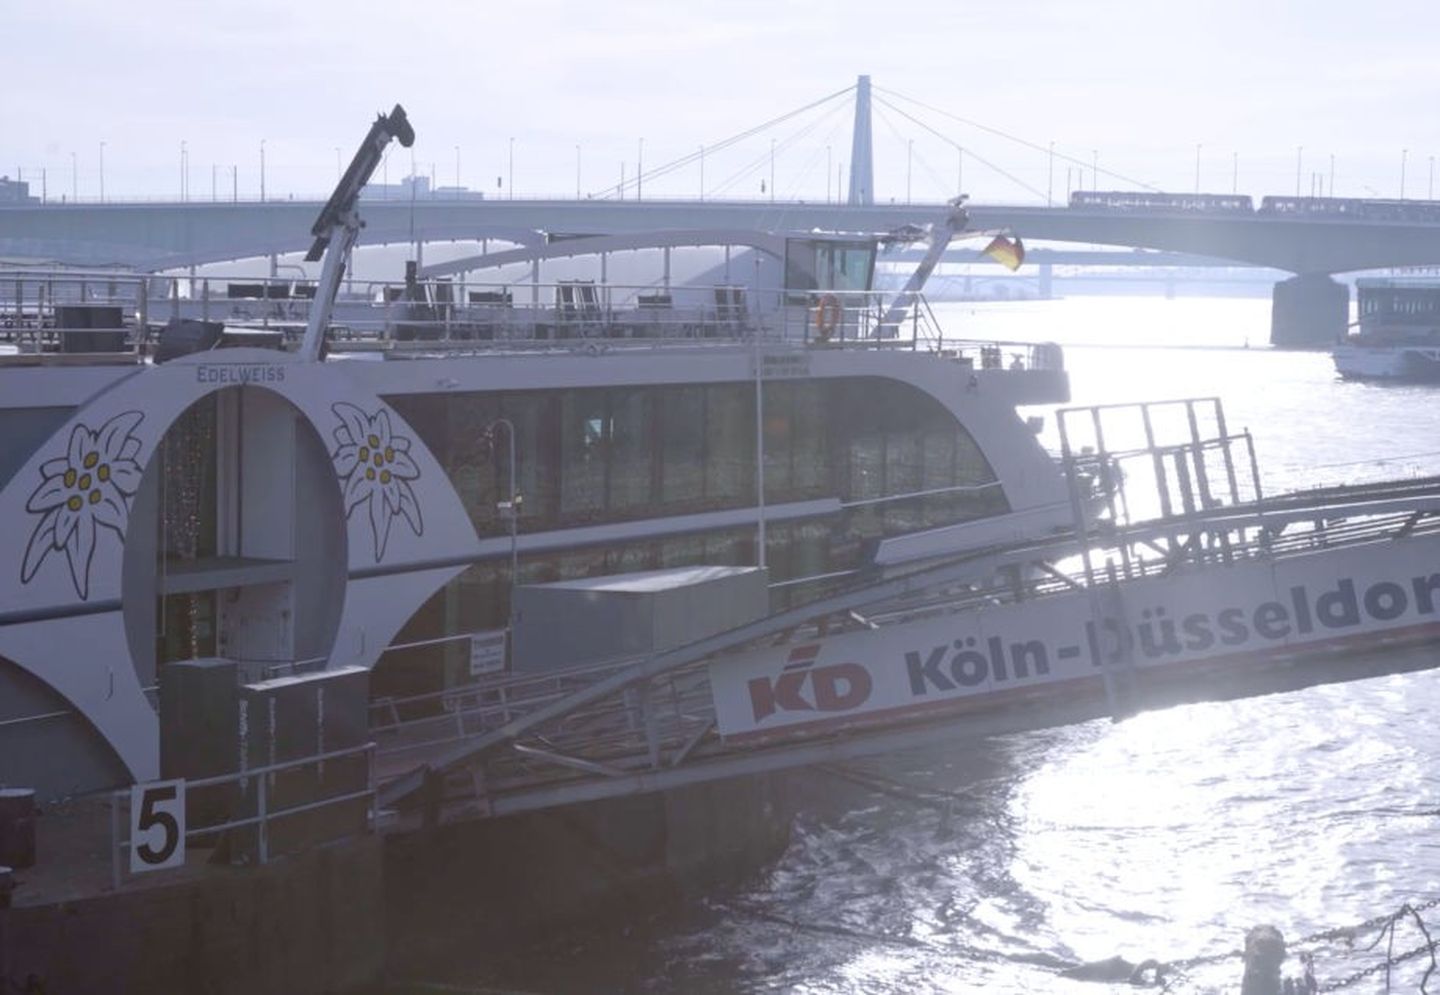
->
[0,267,1064,372]
[108,741,376,888]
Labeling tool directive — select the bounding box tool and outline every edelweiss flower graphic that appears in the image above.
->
[21,411,144,600]
[332,402,423,562]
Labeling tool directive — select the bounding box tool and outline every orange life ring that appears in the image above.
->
[814,293,841,341]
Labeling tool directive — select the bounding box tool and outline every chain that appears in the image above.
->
[1318,939,1440,992]
[1297,898,1440,949]
[1168,950,1244,971]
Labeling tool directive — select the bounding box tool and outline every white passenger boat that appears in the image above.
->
[1333,277,1440,381]
[0,108,1075,798]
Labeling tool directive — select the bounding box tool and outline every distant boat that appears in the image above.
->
[1333,277,1440,381]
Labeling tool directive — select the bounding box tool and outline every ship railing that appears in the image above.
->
[0,268,1062,373]
[107,741,376,888]
[368,638,716,772]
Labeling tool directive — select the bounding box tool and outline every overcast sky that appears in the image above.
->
[7,0,1439,204]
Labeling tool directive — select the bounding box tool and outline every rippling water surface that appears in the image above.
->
[431,296,1440,993]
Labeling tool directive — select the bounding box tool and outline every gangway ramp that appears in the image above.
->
[374,401,1440,825]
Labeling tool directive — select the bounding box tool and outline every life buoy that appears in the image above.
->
[814,293,841,341]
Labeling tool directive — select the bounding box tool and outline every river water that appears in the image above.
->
[416,295,1440,994]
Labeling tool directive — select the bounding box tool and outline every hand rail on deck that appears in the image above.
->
[108,741,376,889]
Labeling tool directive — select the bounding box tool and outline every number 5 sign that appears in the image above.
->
[130,779,186,873]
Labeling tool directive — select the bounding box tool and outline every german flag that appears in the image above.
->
[983,234,1025,271]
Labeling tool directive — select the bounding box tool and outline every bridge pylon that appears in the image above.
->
[848,75,874,205]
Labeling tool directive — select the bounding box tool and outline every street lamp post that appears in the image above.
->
[70,151,77,203]
[454,145,460,191]
[1329,154,1336,198]
[1232,151,1238,195]
[259,139,266,201]
[1295,146,1302,197]
[336,147,343,183]
[507,137,513,200]
[906,139,913,205]
[1047,141,1054,206]
[638,137,644,201]
[1194,143,1201,194]
[769,138,775,203]
[700,145,705,202]
[1091,149,1098,191]
[99,141,105,203]
[575,144,581,199]
[826,145,831,203]
[1401,148,1409,200]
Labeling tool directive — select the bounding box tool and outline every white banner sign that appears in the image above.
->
[469,630,508,676]
[129,779,186,873]
[710,538,1440,740]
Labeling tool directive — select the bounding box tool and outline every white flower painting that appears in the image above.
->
[331,402,423,562]
[22,411,145,600]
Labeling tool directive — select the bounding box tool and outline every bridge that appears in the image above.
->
[5,76,1440,343]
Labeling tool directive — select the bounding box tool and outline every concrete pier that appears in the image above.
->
[1270,273,1348,348]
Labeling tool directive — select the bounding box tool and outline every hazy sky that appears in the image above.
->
[7,0,1439,204]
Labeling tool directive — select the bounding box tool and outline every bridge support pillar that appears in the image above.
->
[1270,273,1347,348]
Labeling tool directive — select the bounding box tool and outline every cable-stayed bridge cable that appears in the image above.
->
[875,85,1162,193]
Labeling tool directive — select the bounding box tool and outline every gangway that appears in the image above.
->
[374,401,1440,826]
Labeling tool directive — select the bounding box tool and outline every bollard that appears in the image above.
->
[1240,924,1287,995]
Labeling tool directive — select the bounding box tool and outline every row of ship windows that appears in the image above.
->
[384,377,1001,534]
[376,377,1008,701]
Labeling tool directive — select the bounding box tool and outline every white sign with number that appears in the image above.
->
[469,630,508,677]
[130,779,186,873]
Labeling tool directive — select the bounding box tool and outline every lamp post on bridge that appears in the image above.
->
[1232,151,1238,195]
[1194,143,1201,194]
[1091,149,1097,192]
[906,139,913,205]
[260,139,266,201]
[1295,146,1302,198]
[1329,154,1335,198]
[1401,148,1408,200]
[70,151,77,203]
[99,141,105,203]
[1046,141,1054,206]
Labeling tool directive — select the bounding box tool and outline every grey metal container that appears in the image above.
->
[511,565,769,672]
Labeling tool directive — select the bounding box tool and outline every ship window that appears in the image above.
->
[658,387,704,505]
[608,390,653,510]
[561,390,608,518]
[784,241,819,293]
[704,384,755,503]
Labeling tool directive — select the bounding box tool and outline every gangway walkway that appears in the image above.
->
[374,400,1440,825]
